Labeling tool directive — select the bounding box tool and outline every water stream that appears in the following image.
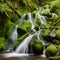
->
[4,10,52,58]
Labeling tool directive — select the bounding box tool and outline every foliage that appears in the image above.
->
[51,0,60,18]
[0,37,7,51]
[5,21,15,38]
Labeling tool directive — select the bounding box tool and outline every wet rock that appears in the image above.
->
[32,40,43,55]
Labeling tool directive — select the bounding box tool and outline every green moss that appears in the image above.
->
[13,33,29,50]
[33,40,42,44]
[45,45,57,57]
[5,21,15,38]
[0,37,7,51]
[42,29,51,41]
[18,21,32,32]
[32,40,43,55]
[42,29,50,37]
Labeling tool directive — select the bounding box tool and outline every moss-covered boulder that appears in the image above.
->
[42,29,51,41]
[5,21,15,39]
[13,33,29,50]
[17,21,32,36]
[56,29,60,40]
[45,45,57,57]
[0,37,7,51]
[32,40,43,55]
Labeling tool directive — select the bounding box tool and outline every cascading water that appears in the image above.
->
[9,25,18,43]
[5,6,50,57]
[35,12,47,57]
[28,13,35,29]
[35,12,47,24]
[18,14,26,23]
[7,25,18,52]
[16,34,34,53]
[15,11,47,57]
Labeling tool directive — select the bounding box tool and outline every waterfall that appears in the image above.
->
[28,13,35,29]
[6,25,18,52]
[15,12,47,56]
[15,34,34,53]
[35,12,47,24]
[9,25,18,43]
[7,9,48,57]
[18,14,26,23]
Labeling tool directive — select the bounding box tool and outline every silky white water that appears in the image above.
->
[9,25,18,43]
[7,11,48,57]
[35,12,47,24]
[16,34,34,53]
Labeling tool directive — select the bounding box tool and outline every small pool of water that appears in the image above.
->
[0,53,48,60]
[0,56,48,60]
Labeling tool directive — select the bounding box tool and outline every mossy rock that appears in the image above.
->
[45,45,57,57]
[0,37,7,51]
[56,29,60,40]
[13,33,29,50]
[18,21,32,32]
[42,29,51,41]
[32,40,43,55]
